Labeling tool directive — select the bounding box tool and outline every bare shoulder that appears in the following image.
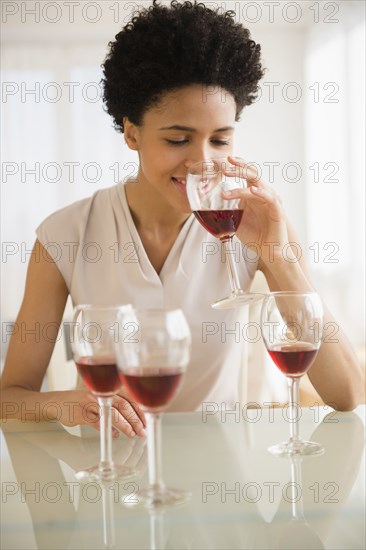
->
[24,240,69,303]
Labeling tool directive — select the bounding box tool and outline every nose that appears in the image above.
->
[184,156,211,170]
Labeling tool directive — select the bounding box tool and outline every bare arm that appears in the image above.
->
[1,240,69,401]
[0,240,146,437]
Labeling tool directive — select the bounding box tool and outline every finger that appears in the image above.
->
[88,422,124,440]
[77,395,124,439]
[85,399,137,439]
[222,186,283,219]
[116,389,147,426]
[87,420,120,439]
[112,413,137,439]
[227,156,264,186]
[248,186,283,221]
[112,398,147,438]
[222,187,252,200]
[129,399,146,427]
[112,427,121,439]
[250,185,279,204]
[223,185,278,203]
[120,401,147,437]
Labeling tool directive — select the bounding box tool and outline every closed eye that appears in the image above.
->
[165,139,188,146]
[165,139,230,147]
[212,140,230,146]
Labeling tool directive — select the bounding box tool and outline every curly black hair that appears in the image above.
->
[102,0,264,133]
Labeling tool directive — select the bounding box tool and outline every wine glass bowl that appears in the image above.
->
[116,308,192,510]
[186,157,262,309]
[260,292,324,457]
[187,157,242,213]
[71,304,138,482]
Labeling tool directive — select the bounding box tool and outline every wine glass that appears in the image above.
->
[71,304,138,482]
[260,292,324,456]
[186,157,262,309]
[116,308,191,509]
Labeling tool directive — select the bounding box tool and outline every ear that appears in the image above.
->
[123,117,140,151]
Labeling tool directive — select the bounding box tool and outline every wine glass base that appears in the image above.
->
[75,464,138,483]
[124,486,192,511]
[212,292,264,309]
[268,440,324,457]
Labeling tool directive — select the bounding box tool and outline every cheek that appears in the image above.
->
[141,143,184,175]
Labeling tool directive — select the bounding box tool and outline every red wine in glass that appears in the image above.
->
[268,344,318,378]
[71,304,138,483]
[116,308,191,509]
[194,209,243,240]
[261,292,324,457]
[187,158,262,308]
[76,355,122,395]
[120,368,184,409]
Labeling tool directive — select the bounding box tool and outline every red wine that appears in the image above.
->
[269,344,318,377]
[194,209,243,240]
[120,368,184,409]
[76,356,122,395]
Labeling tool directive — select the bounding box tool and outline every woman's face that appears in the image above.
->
[124,84,237,213]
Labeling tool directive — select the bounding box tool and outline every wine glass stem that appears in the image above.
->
[287,377,300,442]
[222,237,241,292]
[98,397,114,472]
[146,412,164,492]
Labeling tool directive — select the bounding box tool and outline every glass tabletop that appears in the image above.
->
[1,405,365,549]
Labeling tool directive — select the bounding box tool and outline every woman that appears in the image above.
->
[1,0,363,438]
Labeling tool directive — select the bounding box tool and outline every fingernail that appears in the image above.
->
[130,431,136,438]
[224,190,233,197]
[251,186,260,193]
[140,428,147,438]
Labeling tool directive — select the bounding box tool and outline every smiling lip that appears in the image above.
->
[172,177,187,195]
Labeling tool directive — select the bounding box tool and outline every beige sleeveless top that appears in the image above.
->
[36,182,259,411]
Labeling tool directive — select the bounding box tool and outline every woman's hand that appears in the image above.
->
[224,156,294,269]
[58,388,146,439]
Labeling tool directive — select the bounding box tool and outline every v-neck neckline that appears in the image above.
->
[117,183,195,282]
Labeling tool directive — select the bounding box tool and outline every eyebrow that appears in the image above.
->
[158,125,234,132]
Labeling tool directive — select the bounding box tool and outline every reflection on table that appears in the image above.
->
[1,406,365,549]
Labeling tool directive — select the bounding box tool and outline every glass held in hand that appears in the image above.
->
[71,304,138,482]
[260,291,324,457]
[116,308,191,510]
[186,157,263,309]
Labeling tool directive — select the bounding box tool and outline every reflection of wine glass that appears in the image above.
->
[71,305,137,482]
[101,483,115,549]
[260,292,324,456]
[149,511,165,550]
[277,456,324,550]
[186,157,262,309]
[116,308,191,509]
